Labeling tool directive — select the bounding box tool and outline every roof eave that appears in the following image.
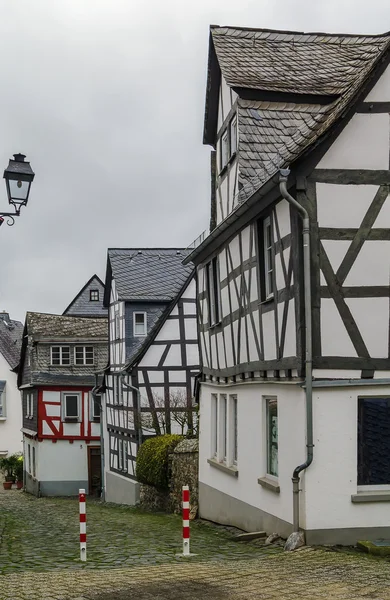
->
[203,30,221,147]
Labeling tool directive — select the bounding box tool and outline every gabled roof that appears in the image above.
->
[104,248,194,305]
[63,274,107,318]
[26,312,107,339]
[0,312,23,370]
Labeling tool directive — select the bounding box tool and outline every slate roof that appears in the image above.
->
[206,25,390,205]
[26,312,107,339]
[0,312,23,369]
[63,274,107,318]
[211,26,389,96]
[107,249,194,302]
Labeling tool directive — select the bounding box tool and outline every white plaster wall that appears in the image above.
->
[38,439,88,482]
[306,384,390,530]
[317,184,379,228]
[321,298,358,357]
[155,319,180,341]
[0,352,22,455]
[343,241,390,286]
[365,65,390,102]
[198,381,305,526]
[274,199,291,239]
[228,236,241,270]
[182,278,196,300]
[318,113,389,170]
[262,312,277,360]
[346,297,389,358]
[241,225,251,262]
[218,75,236,128]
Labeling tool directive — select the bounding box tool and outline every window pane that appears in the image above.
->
[233,397,238,463]
[230,118,237,154]
[90,290,99,301]
[223,396,227,461]
[61,347,70,365]
[358,398,390,485]
[267,400,278,477]
[134,314,146,335]
[75,347,84,364]
[212,394,218,456]
[65,395,79,418]
[85,347,94,365]
[0,393,3,417]
[32,447,36,478]
[51,347,60,365]
[221,133,229,169]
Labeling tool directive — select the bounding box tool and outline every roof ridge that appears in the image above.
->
[211,24,390,39]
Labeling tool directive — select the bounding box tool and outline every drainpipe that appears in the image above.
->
[279,169,313,534]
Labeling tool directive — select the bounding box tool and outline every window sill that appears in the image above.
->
[259,297,274,306]
[351,492,390,503]
[209,320,222,330]
[258,477,280,494]
[0,417,6,421]
[63,418,80,423]
[207,458,238,477]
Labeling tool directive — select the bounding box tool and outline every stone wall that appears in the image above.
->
[139,438,199,515]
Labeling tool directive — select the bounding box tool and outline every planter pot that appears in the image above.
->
[16,481,23,490]
[5,476,15,483]
[2,481,12,490]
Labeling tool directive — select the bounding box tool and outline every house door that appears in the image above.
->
[88,447,101,497]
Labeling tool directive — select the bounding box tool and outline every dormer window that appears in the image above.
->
[133,312,147,337]
[219,115,238,173]
[90,290,99,301]
[51,346,70,366]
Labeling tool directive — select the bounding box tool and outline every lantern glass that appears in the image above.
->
[8,179,30,202]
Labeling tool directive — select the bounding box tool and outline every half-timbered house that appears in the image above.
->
[102,248,199,505]
[184,25,390,545]
[18,312,108,496]
[0,311,23,459]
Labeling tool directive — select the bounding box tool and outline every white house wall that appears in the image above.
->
[365,65,390,102]
[0,352,22,455]
[109,280,126,371]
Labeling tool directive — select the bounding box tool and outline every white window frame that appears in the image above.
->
[114,311,120,340]
[133,312,147,337]
[265,397,278,479]
[211,394,218,458]
[50,346,71,366]
[61,392,81,422]
[357,396,390,490]
[263,216,274,300]
[0,389,5,418]
[74,346,94,366]
[27,444,31,474]
[117,438,127,472]
[90,393,101,421]
[26,392,34,419]
[90,289,99,301]
[211,394,238,468]
[230,395,238,465]
[230,116,237,156]
[220,131,229,171]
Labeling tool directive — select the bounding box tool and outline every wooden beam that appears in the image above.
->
[311,170,390,185]
[321,286,390,298]
[356,102,390,114]
[319,228,390,241]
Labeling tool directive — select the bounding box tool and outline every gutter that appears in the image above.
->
[279,169,313,538]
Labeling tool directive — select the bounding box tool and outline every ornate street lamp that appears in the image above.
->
[1,153,35,226]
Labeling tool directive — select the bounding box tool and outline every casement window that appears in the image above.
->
[113,376,123,406]
[220,131,229,171]
[358,397,390,486]
[51,346,70,366]
[258,215,274,301]
[118,438,128,473]
[133,312,147,337]
[90,393,101,421]
[230,116,237,156]
[206,256,221,326]
[75,346,94,366]
[61,392,81,422]
[266,398,278,478]
[210,393,238,467]
[0,384,5,418]
[90,289,99,301]
[32,447,36,478]
[27,444,31,474]
[26,393,34,419]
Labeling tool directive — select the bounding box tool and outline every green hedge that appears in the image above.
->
[136,434,183,490]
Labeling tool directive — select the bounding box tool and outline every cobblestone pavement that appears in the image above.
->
[1,488,390,599]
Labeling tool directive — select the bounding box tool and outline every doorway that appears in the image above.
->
[88,446,101,497]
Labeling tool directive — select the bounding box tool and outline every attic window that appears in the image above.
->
[133,312,147,337]
[51,346,70,366]
[90,290,99,301]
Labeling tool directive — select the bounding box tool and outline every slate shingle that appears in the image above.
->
[26,312,108,339]
[0,313,23,369]
[108,249,194,302]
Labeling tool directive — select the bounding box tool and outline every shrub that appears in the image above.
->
[136,434,183,490]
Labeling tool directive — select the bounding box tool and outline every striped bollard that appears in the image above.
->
[182,485,190,556]
[79,488,87,561]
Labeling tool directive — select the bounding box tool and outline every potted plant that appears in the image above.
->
[15,456,24,490]
[0,453,21,489]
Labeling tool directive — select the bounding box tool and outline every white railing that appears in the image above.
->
[186,229,208,252]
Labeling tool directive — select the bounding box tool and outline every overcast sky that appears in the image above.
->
[0,0,389,323]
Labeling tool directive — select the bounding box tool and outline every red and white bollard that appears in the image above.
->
[79,488,87,562]
[182,485,190,556]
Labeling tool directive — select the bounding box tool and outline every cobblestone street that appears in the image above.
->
[1,488,390,599]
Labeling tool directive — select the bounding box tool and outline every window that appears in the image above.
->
[259,216,274,300]
[358,397,390,486]
[32,447,36,478]
[210,394,238,468]
[90,289,99,301]
[75,346,94,366]
[51,346,70,366]
[114,311,120,340]
[117,438,128,472]
[206,256,221,326]
[220,131,229,171]
[26,393,34,419]
[114,376,123,406]
[266,398,278,477]
[90,393,101,421]
[62,392,81,421]
[27,444,31,474]
[133,312,147,337]
[0,386,5,417]
[230,116,237,155]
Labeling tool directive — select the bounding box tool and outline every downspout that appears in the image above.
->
[279,169,313,534]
